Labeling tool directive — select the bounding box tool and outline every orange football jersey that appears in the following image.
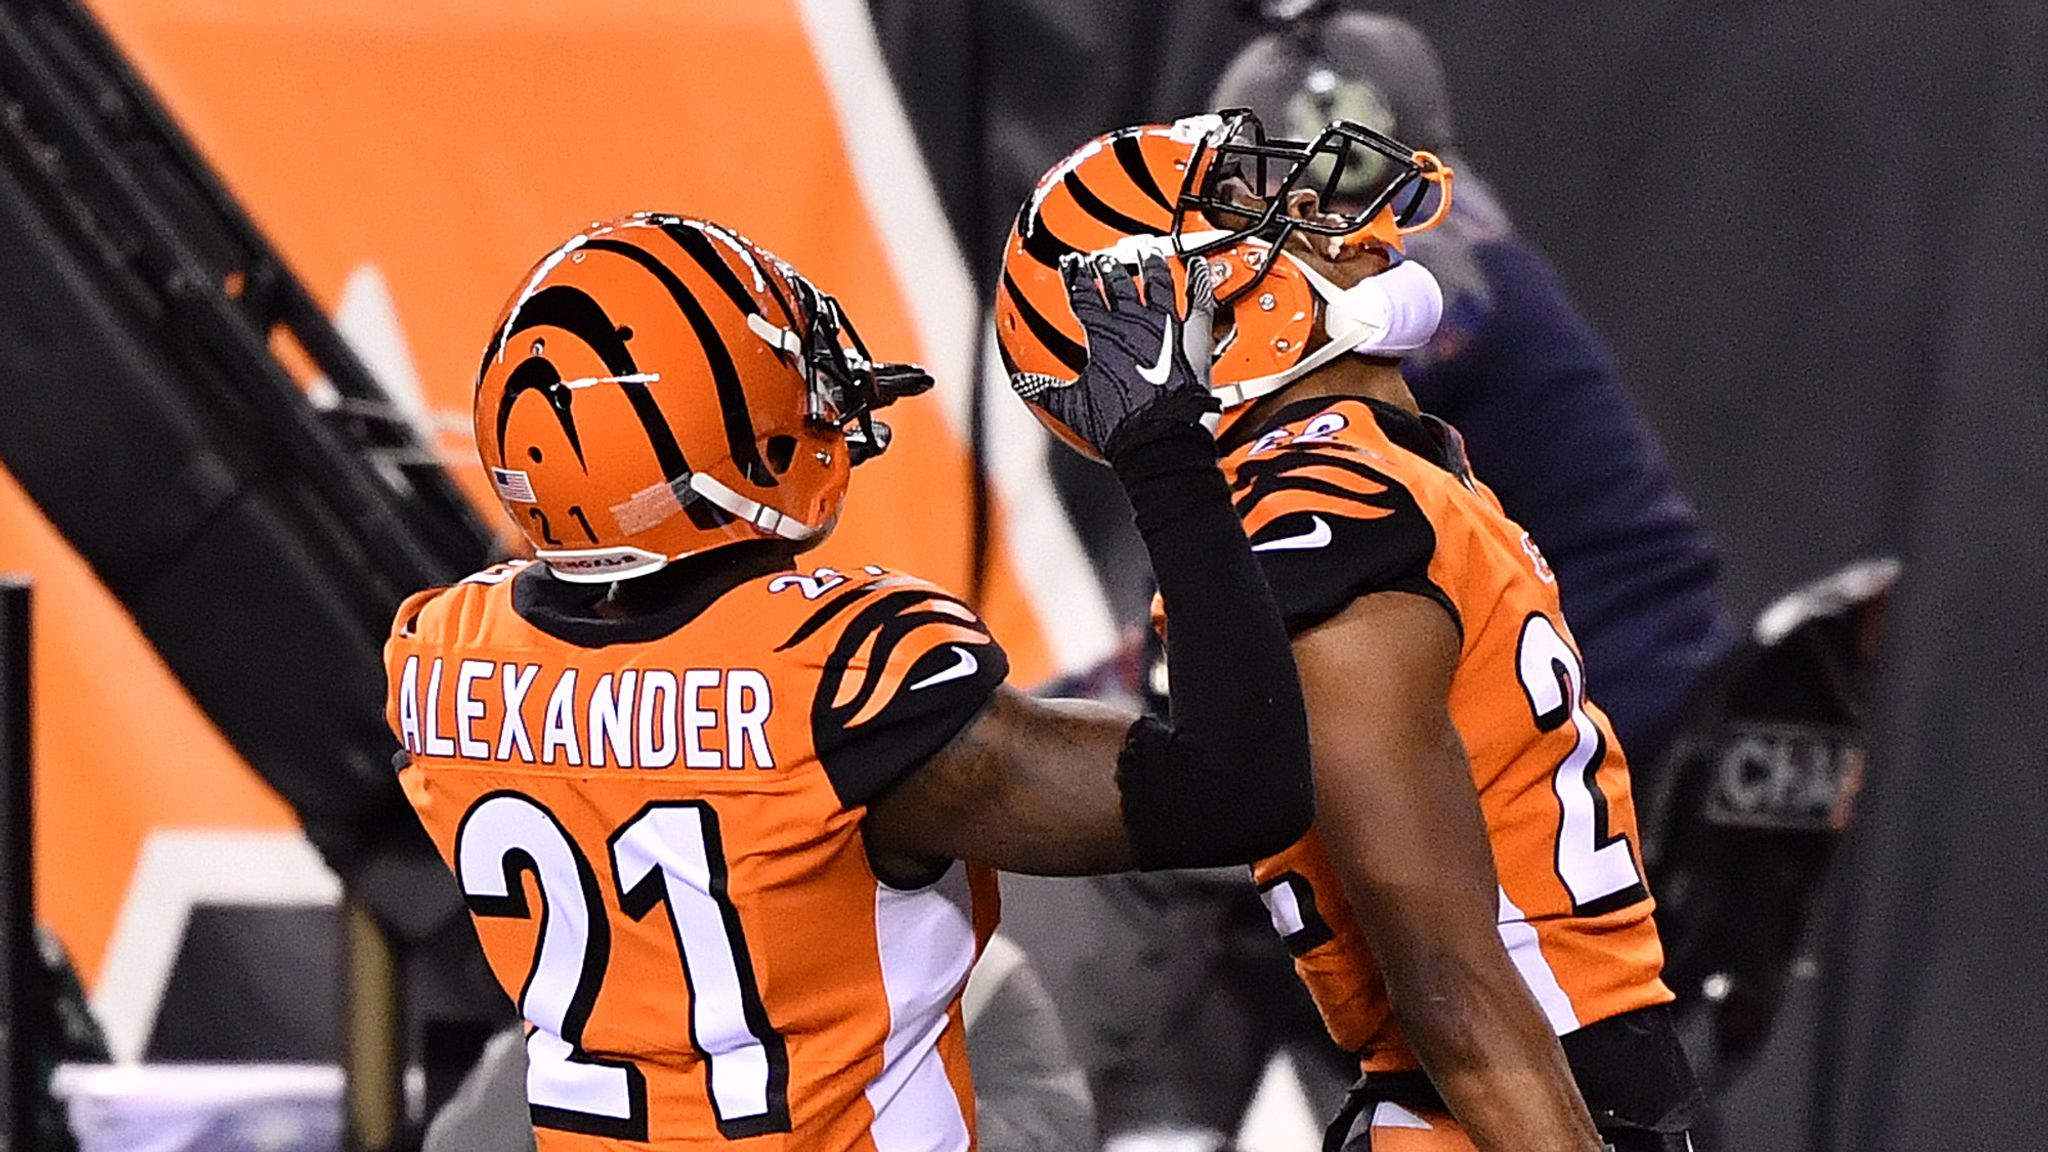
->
[384,557,1006,1150]
[1200,394,1672,1074]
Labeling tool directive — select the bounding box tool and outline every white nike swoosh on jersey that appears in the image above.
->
[1136,317,1176,385]
[907,645,979,691]
[1251,515,1334,552]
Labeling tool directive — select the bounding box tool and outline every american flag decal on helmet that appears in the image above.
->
[491,467,537,503]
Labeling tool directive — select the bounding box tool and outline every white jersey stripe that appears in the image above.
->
[1371,1101,1436,1130]
[794,0,1120,677]
[1496,886,1581,1035]
[865,865,977,1151]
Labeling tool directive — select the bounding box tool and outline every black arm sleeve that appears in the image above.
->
[1105,420,1314,869]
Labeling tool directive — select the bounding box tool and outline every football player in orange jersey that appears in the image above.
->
[999,115,1703,1152]
[385,212,1312,1150]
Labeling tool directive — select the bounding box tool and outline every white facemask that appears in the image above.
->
[1208,251,1444,410]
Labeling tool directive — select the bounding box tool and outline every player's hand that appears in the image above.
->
[1018,249,1218,462]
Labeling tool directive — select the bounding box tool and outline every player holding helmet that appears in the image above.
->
[385,212,1312,1149]
[1001,114,1702,1152]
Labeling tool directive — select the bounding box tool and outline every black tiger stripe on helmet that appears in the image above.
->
[581,236,775,489]
[488,273,729,532]
[475,214,882,583]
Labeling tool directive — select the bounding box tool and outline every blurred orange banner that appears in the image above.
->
[9,0,1111,1047]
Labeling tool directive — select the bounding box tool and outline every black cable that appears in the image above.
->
[963,0,995,609]
[0,583,31,1152]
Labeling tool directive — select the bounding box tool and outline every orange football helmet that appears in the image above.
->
[474,214,929,582]
[996,110,1450,437]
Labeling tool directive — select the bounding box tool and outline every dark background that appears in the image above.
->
[2,1,2037,1147]
[871,3,2048,1149]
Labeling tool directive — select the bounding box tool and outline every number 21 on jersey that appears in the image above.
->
[1515,614,1648,916]
[456,792,791,1140]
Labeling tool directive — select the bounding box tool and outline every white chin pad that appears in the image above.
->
[1323,260,1444,358]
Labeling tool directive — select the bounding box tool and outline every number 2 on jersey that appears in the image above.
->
[1514,614,1649,916]
[456,793,791,1140]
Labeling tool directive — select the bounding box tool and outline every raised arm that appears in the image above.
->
[866,251,1312,877]
[1293,590,1601,1152]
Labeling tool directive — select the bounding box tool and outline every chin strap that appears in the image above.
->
[542,472,820,585]
[686,473,821,540]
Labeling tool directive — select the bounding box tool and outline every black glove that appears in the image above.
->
[1015,249,1218,462]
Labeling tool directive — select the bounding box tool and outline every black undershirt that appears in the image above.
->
[510,540,799,649]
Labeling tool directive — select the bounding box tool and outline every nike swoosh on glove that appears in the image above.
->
[1016,248,1219,463]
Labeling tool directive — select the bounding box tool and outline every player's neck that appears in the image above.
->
[597,540,798,619]
[1250,356,1419,427]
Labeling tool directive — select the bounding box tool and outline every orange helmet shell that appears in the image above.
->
[1199,244,1319,390]
[475,215,851,582]
[996,114,1449,445]
[995,118,1324,444]
[997,121,1224,390]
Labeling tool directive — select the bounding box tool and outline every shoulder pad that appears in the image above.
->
[1228,434,1456,635]
[780,570,1010,807]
